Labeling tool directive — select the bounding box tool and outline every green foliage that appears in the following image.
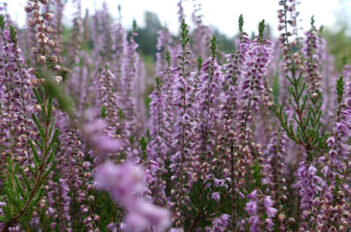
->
[271,69,323,154]
[336,74,344,105]
[0,15,4,30]
[210,35,217,58]
[132,11,235,60]
[132,19,137,33]
[181,19,190,49]
[271,20,325,162]
[9,26,17,45]
[100,106,107,119]
[212,29,235,54]
[184,180,231,230]
[252,160,262,188]
[322,26,351,70]
[118,108,124,121]
[197,56,203,71]
[134,12,163,56]
[239,14,244,34]
[258,20,265,42]
[155,76,160,86]
[139,135,149,160]
[311,15,315,27]
[165,50,171,66]
[93,191,121,231]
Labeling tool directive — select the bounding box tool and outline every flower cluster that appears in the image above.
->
[245,190,277,232]
[94,162,171,232]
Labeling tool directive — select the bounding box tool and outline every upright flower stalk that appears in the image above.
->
[219,15,249,227]
[170,19,193,227]
[147,77,168,206]
[237,20,272,171]
[0,25,33,175]
[192,35,220,182]
[121,21,139,143]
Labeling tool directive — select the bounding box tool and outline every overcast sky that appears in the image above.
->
[3,0,351,37]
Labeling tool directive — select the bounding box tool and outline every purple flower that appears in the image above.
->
[245,201,258,215]
[83,118,124,154]
[248,216,260,232]
[326,137,335,147]
[213,178,226,187]
[125,200,171,232]
[211,192,220,202]
[94,162,171,231]
[94,162,145,203]
[265,206,277,218]
[263,196,273,208]
[303,24,322,95]
[247,190,257,199]
[265,218,274,231]
[210,214,231,232]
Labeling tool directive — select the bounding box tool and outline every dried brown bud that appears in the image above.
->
[36,32,45,39]
[45,25,54,34]
[34,104,42,112]
[37,55,46,63]
[43,12,54,20]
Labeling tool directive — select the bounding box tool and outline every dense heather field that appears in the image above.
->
[0,0,351,231]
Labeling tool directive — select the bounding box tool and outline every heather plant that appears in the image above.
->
[0,0,351,231]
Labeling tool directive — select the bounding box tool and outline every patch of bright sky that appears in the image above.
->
[4,0,348,37]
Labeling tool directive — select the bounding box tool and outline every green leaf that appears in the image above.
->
[48,117,56,137]
[3,203,13,219]
[46,129,59,156]
[258,19,265,42]
[19,166,32,192]
[9,26,17,45]
[6,186,21,212]
[0,215,6,222]
[14,175,25,199]
[45,142,57,165]
[28,165,37,176]
[33,88,43,104]
[28,139,40,168]
[32,114,45,141]
[197,56,203,71]
[181,19,190,49]
[47,96,53,119]
[100,106,107,118]
[0,15,4,30]
[210,35,217,58]
[336,75,344,104]
[239,14,244,34]
[33,139,43,151]
[28,187,44,210]
[41,161,57,183]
